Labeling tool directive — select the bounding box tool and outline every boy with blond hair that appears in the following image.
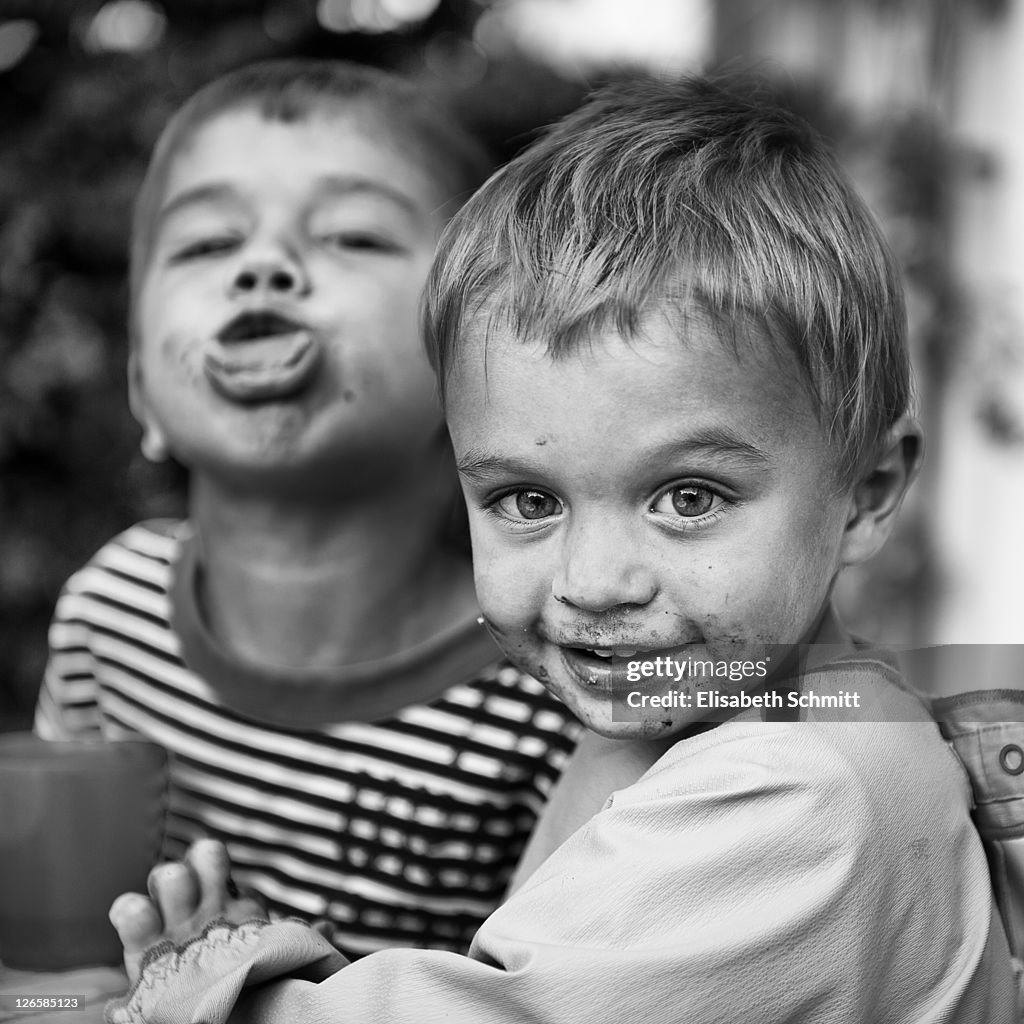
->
[105,75,1016,1023]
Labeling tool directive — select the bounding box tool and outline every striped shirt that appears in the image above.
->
[35,520,580,958]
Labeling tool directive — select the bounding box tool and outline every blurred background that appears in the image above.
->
[1,0,1022,729]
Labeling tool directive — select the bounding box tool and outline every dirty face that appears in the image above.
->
[132,108,447,493]
[447,310,854,738]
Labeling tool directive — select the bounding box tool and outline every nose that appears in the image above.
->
[552,516,657,613]
[229,241,310,298]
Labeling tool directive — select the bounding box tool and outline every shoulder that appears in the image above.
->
[52,520,190,637]
[642,652,966,798]
[60,519,188,596]
[97,518,188,567]
[616,681,973,866]
[647,716,962,808]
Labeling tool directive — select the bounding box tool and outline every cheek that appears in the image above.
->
[350,307,433,397]
[360,360,437,421]
[146,333,205,388]
[753,515,847,632]
[469,544,514,621]
[469,529,550,627]
[788,501,849,587]
[687,510,845,641]
[358,265,427,330]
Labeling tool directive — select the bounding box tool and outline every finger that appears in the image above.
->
[224,893,270,924]
[184,838,232,916]
[147,860,200,931]
[109,892,163,985]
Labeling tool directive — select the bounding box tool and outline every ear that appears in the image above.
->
[128,352,170,463]
[839,414,923,567]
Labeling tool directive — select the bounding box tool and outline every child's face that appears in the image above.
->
[447,311,862,739]
[133,108,448,489]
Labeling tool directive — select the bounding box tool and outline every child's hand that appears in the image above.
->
[109,838,268,983]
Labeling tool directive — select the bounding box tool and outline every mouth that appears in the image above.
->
[576,646,642,659]
[554,639,691,694]
[205,310,323,402]
[552,633,681,659]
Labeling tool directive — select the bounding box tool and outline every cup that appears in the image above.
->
[0,734,166,969]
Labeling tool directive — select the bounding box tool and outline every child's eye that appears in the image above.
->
[650,483,725,524]
[494,489,563,522]
[321,232,398,253]
[171,237,240,262]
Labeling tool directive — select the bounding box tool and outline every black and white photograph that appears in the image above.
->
[1,1,1023,1021]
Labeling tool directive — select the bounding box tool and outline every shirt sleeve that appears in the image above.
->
[34,576,105,739]
[106,719,1014,1024]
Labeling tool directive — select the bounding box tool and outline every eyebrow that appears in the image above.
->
[457,451,547,481]
[311,174,422,216]
[157,175,421,227]
[457,428,772,481]
[157,183,240,227]
[648,429,772,467]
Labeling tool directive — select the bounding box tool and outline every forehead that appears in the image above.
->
[446,311,832,481]
[158,107,447,220]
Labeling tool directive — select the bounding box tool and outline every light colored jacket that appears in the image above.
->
[108,652,1017,1024]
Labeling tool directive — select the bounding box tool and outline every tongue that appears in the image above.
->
[204,331,321,402]
[209,333,307,372]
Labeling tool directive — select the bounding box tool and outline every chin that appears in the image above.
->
[554,690,690,742]
[587,719,683,741]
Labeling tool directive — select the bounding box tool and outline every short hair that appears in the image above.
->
[424,75,911,488]
[130,58,492,328]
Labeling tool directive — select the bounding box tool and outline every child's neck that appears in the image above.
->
[186,471,477,676]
